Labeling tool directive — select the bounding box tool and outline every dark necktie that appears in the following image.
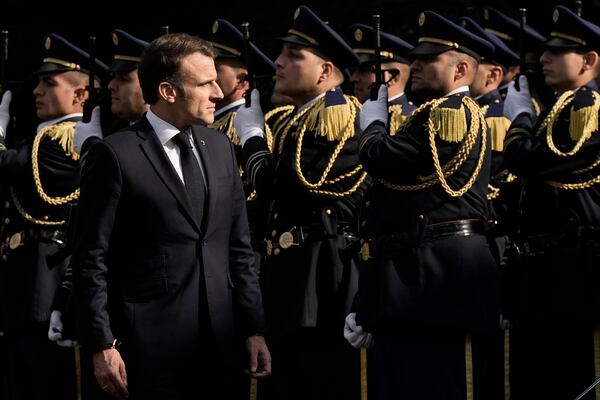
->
[172,131,206,226]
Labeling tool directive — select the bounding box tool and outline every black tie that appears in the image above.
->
[172,131,206,226]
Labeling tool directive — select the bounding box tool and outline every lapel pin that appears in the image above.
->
[200,139,206,146]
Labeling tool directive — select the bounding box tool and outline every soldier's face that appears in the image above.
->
[108,69,147,121]
[351,63,373,104]
[33,72,85,120]
[540,49,587,92]
[215,58,248,109]
[410,52,456,97]
[274,43,325,105]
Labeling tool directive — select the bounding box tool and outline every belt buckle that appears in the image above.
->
[278,226,302,250]
[9,232,22,250]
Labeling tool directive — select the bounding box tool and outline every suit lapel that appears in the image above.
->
[137,119,202,234]
[192,125,217,236]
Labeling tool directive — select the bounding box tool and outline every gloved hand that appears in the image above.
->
[503,75,535,122]
[234,89,265,147]
[343,312,374,349]
[48,310,77,347]
[359,84,388,131]
[0,90,12,139]
[74,106,103,154]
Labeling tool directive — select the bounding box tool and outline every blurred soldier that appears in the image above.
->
[73,29,150,157]
[0,33,107,400]
[482,4,549,113]
[234,5,367,400]
[353,11,497,399]
[460,16,521,400]
[503,6,600,399]
[347,23,415,131]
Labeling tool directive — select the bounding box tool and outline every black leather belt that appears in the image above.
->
[360,219,486,260]
[262,223,355,257]
[0,228,66,259]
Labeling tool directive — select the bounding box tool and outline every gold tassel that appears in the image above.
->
[486,116,511,151]
[430,105,467,142]
[569,98,600,142]
[39,121,79,161]
[210,112,240,145]
[306,93,355,142]
[389,104,407,136]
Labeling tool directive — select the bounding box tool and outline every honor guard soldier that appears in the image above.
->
[0,33,107,400]
[208,18,275,276]
[347,23,416,131]
[234,5,367,400]
[482,4,549,115]
[503,6,600,399]
[352,11,498,400]
[73,29,150,157]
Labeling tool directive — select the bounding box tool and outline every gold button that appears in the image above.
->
[325,209,332,215]
[2,255,7,261]
[271,229,277,237]
[273,248,281,256]
[4,201,9,208]
[273,213,278,220]
[418,214,424,220]
[3,218,9,225]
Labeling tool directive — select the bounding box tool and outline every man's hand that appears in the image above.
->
[343,313,374,349]
[359,84,388,131]
[0,90,12,139]
[245,335,272,379]
[47,310,78,347]
[93,347,129,400]
[74,106,103,154]
[503,75,535,121]
[234,89,265,147]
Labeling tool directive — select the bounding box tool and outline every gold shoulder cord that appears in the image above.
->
[211,112,240,145]
[265,105,295,153]
[272,97,367,198]
[539,90,600,190]
[379,96,487,197]
[12,121,80,226]
[388,104,406,135]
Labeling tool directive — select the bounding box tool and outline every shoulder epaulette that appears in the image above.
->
[569,86,600,141]
[430,94,467,142]
[304,88,360,141]
[485,100,510,151]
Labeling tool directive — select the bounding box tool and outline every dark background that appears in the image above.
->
[1,0,600,134]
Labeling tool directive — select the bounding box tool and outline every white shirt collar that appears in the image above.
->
[214,99,246,118]
[297,92,327,114]
[445,86,470,97]
[146,108,181,146]
[388,92,405,102]
[36,113,83,132]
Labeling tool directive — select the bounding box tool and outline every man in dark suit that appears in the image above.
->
[73,33,270,400]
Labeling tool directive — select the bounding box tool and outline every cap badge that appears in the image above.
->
[418,13,426,27]
[212,20,219,34]
[112,33,118,46]
[44,36,51,50]
[354,28,363,42]
[553,9,559,23]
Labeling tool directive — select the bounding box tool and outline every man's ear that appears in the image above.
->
[318,61,334,84]
[487,65,504,86]
[582,51,599,72]
[158,81,177,103]
[74,86,88,105]
[455,60,469,81]
[236,70,250,91]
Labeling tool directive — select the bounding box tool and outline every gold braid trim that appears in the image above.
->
[210,112,240,145]
[487,184,500,200]
[538,90,598,157]
[265,105,295,153]
[388,104,407,136]
[532,97,542,117]
[31,122,80,205]
[380,96,487,197]
[293,96,366,197]
[10,187,65,226]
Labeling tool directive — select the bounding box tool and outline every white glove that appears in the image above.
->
[234,89,265,147]
[74,106,103,154]
[359,84,388,131]
[48,310,77,347]
[343,312,374,349]
[0,90,12,138]
[503,75,535,122]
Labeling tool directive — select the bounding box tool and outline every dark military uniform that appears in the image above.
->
[356,11,499,400]
[0,33,108,400]
[240,6,366,400]
[503,7,600,399]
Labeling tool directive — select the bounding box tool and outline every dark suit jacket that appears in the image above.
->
[73,116,265,368]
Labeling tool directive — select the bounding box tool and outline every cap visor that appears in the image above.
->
[110,60,138,73]
[409,42,451,56]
